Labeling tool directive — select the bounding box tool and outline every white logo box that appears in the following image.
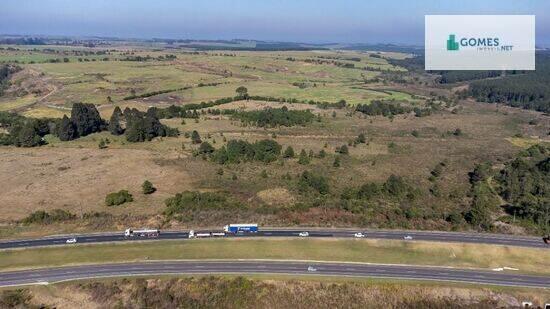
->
[425,15,535,70]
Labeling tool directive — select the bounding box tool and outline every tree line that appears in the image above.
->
[355,100,432,118]
[0,103,178,147]
[210,139,282,164]
[228,106,315,127]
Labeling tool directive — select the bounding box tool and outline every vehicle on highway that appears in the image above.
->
[299,232,309,237]
[189,230,213,238]
[354,232,366,238]
[543,235,550,245]
[65,238,77,244]
[211,232,226,237]
[223,223,258,233]
[404,235,413,240]
[124,228,160,238]
[307,266,317,272]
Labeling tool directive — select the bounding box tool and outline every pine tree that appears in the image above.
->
[191,130,202,144]
[283,146,295,158]
[70,103,104,137]
[57,115,77,141]
[338,144,349,155]
[108,106,124,135]
[198,141,215,154]
[142,180,156,194]
[298,149,310,165]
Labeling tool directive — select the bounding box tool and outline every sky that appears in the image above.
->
[1,0,549,46]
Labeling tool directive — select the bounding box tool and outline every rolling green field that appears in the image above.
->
[0,46,409,113]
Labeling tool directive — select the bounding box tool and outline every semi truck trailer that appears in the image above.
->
[124,228,160,237]
[223,224,258,233]
[188,230,226,238]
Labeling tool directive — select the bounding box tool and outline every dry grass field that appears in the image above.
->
[0,44,549,238]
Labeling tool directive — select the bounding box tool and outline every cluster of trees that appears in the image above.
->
[0,103,178,147]
[211,139,282,164]
[298,171,330,195]
[0,111,56,147]
[341,175,419,202]
[465,52,550,112]
[356,100,410,117]
[455,144,550,232]
[0,37,45,45]
[356,100,433,118]
[155,96,345,121]
[229,106,315,127]
[436,70,504,84]
[57,103,105,141]
[463,163,500,230]
[496,144,549,231]
[164,191,242,218]
[122,108,178,142]
[120,54,177,62]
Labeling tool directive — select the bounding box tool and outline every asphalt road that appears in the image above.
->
[1,260,549,288]
[0,228,547,250]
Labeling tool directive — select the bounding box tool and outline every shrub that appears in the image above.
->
[298,149,310,165]
[198,141,215,154]
[298,171,329,194]
[105,190,134,206]
[283,146,295,158]
[21,209,76,225]
[142,180,156,194]
[164,191,242,217]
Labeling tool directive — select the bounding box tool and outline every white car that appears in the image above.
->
[354,232,366,238]
[299,232,309,237]
[403,235,413,240]
[307,266,317,272]
[66,238,77,244]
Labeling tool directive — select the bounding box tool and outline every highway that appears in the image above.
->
[0,228,547,250]
[1,260,549,288]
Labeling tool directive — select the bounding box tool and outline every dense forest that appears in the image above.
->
[466,53,550,112]
[497,144,550,233]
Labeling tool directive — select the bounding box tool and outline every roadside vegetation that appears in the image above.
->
[4,276,548,308]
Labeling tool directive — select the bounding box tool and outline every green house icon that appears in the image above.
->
[447,34,459,51]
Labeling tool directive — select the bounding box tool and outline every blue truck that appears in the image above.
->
[223,223,258,233]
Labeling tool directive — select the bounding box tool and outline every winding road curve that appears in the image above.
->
[1,260,549,288]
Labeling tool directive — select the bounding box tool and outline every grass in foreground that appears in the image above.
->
[1,238,549,275]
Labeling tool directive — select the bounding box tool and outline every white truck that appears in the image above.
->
[124,228,160,237]
[188,230,226,238]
